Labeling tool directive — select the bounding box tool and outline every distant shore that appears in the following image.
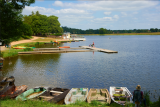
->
[77,32,160,35]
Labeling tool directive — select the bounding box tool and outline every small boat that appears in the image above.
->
[0,76,15,94]
[34,87,70,104]
[0,76,27,99]
[12,46,35,49]
[0,85,28,99]
[87,88,111,104]
[16,87,46,101]
[109,86,133,105]
[59,46,70,48]
[64,88,88,105]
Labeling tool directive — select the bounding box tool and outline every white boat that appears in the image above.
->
[64,88,88,105]
[109,86,133,105]
[87,88,111,104]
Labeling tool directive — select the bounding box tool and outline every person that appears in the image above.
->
[92,42,94,47]
[133,85,146,107]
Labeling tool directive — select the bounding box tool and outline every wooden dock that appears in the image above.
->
[18,46,118,54]
[80,46,118,53]
[18,49,93,54]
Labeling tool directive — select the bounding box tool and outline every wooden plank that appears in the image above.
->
[50,91,63,94]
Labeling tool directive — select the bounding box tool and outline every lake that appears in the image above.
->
[1,35,160,101]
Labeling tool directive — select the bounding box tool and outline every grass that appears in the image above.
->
[78,32,160,35]
[0,48,33,58]
[0,98,120,107]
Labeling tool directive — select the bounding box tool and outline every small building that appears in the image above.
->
[63,32,70,39]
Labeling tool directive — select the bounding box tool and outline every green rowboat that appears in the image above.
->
[16,87,46,101]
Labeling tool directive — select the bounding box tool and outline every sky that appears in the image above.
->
[22,0,160,30]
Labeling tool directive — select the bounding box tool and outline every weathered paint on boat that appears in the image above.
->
[16,87,46,101]
[64,88,88,105]
[109,86,133,105]
[87,88,111,104]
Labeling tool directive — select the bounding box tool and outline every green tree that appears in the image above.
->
[47,15,63,33]
[155,28,158,32]
[22,23,33,36]
[99,28,106,34]
[0,0,35,44]
[150,28,155,32]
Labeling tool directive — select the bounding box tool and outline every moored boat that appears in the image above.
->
[59,46,70,48]
[34,87,70,104]
[87,88,111,104]
[64,88,88,105]
[0,76,15,94]
[12,46,35,49]
[0,85,28,99]
[109,86,133,105]
[16,87,46,101]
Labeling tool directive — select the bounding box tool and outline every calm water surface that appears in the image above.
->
[1,35,160,101]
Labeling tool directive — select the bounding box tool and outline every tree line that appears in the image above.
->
[62,26,160,34]
[23,11,63,36]
[0,0,63,45]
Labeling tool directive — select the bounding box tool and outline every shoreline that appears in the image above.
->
[77,32,160,35]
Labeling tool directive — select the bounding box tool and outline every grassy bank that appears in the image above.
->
[0,48,33,58]
[1,98,160,107]
[78,32,160,35]
[0,98,131,107]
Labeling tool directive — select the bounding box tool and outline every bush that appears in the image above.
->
[24,48,33,51]
[55,33,62,36]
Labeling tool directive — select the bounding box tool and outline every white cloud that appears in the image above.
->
[121,12,127,17]
[22,6,90,16]
[52,1,63,7]
[132,12,138,14]
[93,15,119,23]
[104,12,111,15]
[52,1,158,11]
[113,15,119,20]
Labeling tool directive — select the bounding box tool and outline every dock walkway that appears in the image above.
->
[80,46,118,53]
[18,46,118,54]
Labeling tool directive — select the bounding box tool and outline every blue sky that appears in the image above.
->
[22,0,160,30]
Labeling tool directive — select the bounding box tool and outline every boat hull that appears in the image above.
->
[109,86,133,105]
[16,87,46,101]
[64,88,88,105]
[59,46,70,48]
[34,87,70,104]
[87,88,111,104]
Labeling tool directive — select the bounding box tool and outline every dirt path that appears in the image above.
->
[0,36,41,51]
[0,36,69,51]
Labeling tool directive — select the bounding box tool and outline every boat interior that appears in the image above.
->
[87,89,109,103]
[111,87,131,104]
[37,87,67,101]
[68,88,87,103]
